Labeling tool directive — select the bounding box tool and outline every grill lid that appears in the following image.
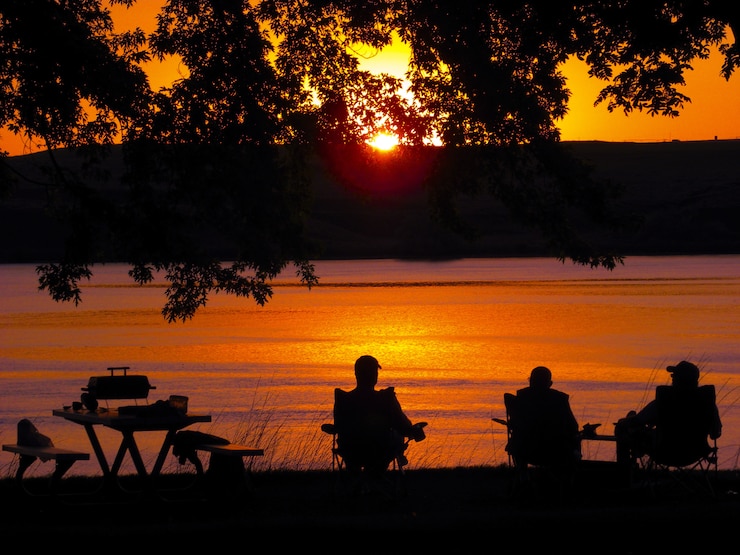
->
[81,366,156,401]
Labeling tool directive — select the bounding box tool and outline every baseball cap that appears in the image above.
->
[355,355,381,372]
[667,360,700,384]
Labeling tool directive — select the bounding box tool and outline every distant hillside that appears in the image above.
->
[1,140,739,263]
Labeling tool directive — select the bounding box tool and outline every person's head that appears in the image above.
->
[529,366,553,389]
[667,360,700,388]
[354,355,381,388]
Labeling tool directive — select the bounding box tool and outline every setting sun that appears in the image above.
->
[2,3,739,158]
[368,132,399,151]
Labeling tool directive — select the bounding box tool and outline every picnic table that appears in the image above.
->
[52,406,211,491]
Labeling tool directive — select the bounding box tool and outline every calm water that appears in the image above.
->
[1,256,739,477]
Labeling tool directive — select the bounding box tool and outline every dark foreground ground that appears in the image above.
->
[3,463,740,552]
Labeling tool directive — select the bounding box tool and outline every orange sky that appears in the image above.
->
[355,33,740,143]
[3,3,738,156]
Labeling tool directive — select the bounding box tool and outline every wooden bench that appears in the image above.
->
[194,442,264,457]
[2,444,90,492]
[187,442,264,475]
[166,441,264,497]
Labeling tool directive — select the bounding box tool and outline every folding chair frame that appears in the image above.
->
[495,392,584,501]
[636,437,719,498]
[630,384,721,498]
[319,422,413,501]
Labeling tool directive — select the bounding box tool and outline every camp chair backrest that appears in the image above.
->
[332,387,408,468]
[503,392,518,429]
[504,390,579,467]
[333,387,396,439]
[505,391,551,466]
[333,388,351,437]
[653,384,715,467]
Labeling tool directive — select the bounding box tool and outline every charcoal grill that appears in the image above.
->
[81,366,156,405]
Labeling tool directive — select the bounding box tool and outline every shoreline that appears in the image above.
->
[2,140,739,263]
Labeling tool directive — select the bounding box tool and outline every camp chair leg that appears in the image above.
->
[390,455,409,498]
[647,462,717,498]
[329,450,346,497]
[326,451,407,501]
[320,421,420,502]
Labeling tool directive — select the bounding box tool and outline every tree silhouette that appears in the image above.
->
[1,0,736,319]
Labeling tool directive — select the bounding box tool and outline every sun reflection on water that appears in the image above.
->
[2,257,740,474]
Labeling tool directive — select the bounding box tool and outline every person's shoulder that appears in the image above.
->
[335,387,352,400]
[376,387,399,403]
[550,388,569,399]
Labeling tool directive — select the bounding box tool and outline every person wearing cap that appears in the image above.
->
[333,355,426,478]
[505,366,582,473]
[615,360,722,466]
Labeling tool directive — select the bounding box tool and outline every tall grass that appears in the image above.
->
[226,358,740,472]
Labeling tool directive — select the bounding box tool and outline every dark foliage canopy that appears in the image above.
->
[1,0,737,320]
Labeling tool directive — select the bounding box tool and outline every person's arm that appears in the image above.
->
[383,387,424,440]
[567,405,579,436]
[710,404,722,439]
[634,399,657,426]
[553,390,579,436]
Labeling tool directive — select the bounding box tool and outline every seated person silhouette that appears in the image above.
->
[333,355,426,478]
[505,366,581,472]
[615,360,722,467]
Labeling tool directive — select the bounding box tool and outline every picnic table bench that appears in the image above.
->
[164,430,263,494]
[177,439,264,477]
[192,442,264,458]
[2,443,90,494]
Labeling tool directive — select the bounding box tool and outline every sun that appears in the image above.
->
[368,132,399,151]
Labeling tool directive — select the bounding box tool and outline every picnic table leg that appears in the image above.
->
[111,431,149,479]
[150,429,178,478]
[108,431,161,494]
[14,454,73,496]
[83,424,111,478]
[15,454,36,481]
[51,459,76,486]
[110,438,127,476]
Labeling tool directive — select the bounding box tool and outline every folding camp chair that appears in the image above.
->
[496,392,582,500]
[320,388,426,500]
[320,422,428,500]
[637,384,720,497]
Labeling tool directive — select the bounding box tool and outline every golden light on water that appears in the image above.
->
[3,258,740,472]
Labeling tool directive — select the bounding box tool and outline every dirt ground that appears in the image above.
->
[3,464,740,552]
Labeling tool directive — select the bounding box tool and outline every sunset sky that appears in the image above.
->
[3,3,738,156]
[357,36,740,144]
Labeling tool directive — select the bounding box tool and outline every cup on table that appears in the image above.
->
[168,395,188,414]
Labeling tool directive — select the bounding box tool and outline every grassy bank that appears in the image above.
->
[3,464,740,551]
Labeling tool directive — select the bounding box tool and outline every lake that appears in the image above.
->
[1,255,739,477]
